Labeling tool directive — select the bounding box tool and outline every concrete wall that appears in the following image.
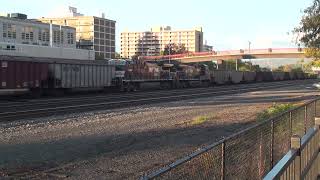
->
[0,43,94,60]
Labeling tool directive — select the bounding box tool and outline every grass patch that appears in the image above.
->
[190,116,210,125]
[175,115,218,127]
[256,103,296,122]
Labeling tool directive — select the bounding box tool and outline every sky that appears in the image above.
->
[0,0,314,52]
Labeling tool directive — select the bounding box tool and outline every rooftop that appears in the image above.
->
[40,6,115,22]
[121,26,203,34]
[0,16,75,29]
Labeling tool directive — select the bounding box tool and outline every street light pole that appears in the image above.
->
[168,43,171,64]
[236,59,238,71]
[248,41,252,71]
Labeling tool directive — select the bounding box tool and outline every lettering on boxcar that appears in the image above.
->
[63,66,80,72]
[1,62,8,68]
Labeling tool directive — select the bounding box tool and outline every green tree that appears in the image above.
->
[221,59,262,71]
[273,64,306,72]
[131,54,139,60]
[162,43,188,55]
[273,66,284,72]
[199,62,217,71]
[294,0,320,59]
[115,52,121,59]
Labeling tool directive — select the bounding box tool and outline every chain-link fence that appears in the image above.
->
[141,97,320,180]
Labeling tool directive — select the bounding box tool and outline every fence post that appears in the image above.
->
[270,119,274,168]
[221,141,225,180]
[315,117,320,174]
[315,117,320,129]
[291,135,301,180]
[314,101,317,118]
[304,105,307,134]
[289,111,292,136]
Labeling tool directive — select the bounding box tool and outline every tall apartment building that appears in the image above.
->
[39,7,116,60]
[121,26,203,58]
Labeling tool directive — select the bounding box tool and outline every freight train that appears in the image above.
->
[0,55,316,97]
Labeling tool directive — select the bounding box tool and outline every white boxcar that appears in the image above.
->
[230,71,244,84]
[212,70,230,84]
[48,60,115,89]
[272,72,285,81]
[243,71,256,82]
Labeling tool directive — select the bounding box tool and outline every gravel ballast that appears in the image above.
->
[0,83,319,179]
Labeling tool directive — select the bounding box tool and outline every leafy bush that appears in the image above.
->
[256,103,296,122]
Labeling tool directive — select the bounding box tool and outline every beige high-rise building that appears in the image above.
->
[121,26,203,58]
[38,7,116,60]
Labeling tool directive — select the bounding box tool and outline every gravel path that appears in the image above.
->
[0,82,319,179]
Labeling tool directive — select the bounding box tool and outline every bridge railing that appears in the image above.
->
[139,48,304,60]
[141,97,320,180]
[263,118,320,180]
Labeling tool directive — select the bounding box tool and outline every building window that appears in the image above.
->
[53,31,59,43]
[3,23,16,39]
[21,26,33,41]
[67,32,74,44]
[51,29,65,44]
[2,23,7,38]
[38,29,42,41]
[110,22,115,28]
[60,31,64,44]
[42,30,50,42]
[30,32,33,40]
[94,19,99,25]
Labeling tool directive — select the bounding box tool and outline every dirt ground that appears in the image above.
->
[0,81,319,179]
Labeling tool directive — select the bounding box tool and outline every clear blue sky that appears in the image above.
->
[0,0,313,52]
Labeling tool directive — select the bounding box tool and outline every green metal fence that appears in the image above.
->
[141,97,320,180]
[263,120,320,180]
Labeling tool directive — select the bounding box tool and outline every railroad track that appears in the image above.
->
[0,80,311,110]
[0,80,317,122]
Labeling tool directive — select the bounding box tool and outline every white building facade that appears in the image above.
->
[0,16,94,60]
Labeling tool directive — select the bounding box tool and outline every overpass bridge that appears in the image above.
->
[140,48,305,63]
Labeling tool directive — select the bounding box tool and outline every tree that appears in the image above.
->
[218,59,262,71]
[115,52,121,59]
[162,43,188,55]
[131,54,139,60]
[294,0,320,60]
[273,64,306,72]
[283,65,293,72]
